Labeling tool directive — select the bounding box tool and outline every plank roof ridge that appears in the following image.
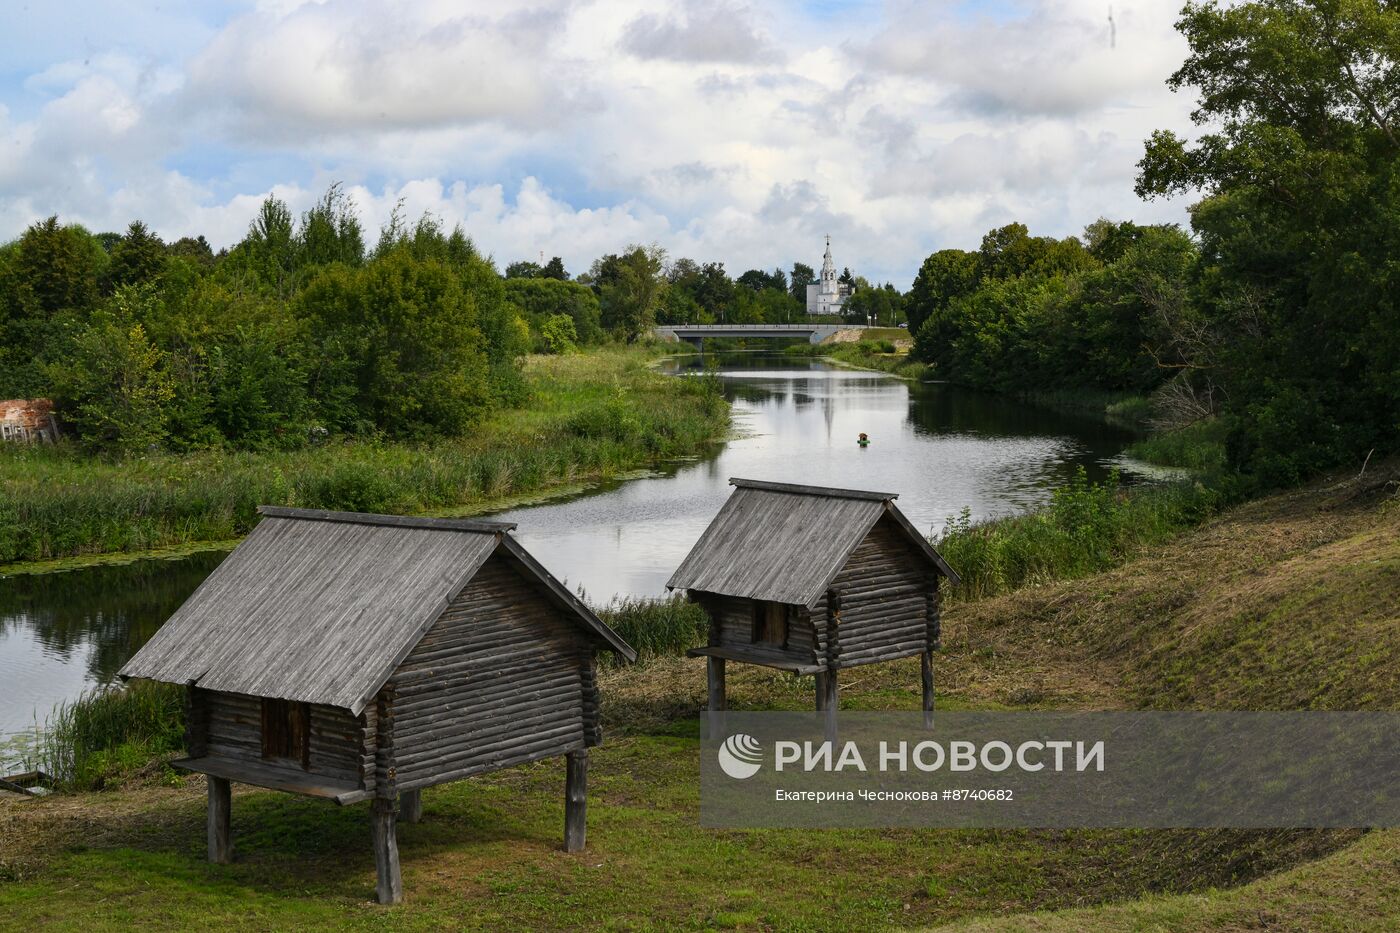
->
[727,477,899,501]
[256,505,517,533]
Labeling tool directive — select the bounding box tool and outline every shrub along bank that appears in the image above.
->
[0,347,727,567]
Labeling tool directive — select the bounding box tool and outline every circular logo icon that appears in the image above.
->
[718,733,764,779]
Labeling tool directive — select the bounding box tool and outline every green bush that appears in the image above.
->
[938,468,1223,600]
[1127,419,1229,472]
[34,680,186,790]
[597,595,708,663]
[566,397,644,444]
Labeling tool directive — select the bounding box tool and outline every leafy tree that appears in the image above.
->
[838,267,855,288]
[1083,219,1147,264]
[541,256,569,280]
[790,262,815,302]
[506,260,543,279]
[297,251,493,438]
[539,313,578,354]
[503,277,604,346]
[48,289,176,454]
[205,319,311,449]
[106,221,168,291]
[1137,0,1400,484]
[169,235,216,270]
[225,197,297,291]
[906,249,978,336]
[592,245,667,341]
[0,218,108,395]
[297,184,365,268]
[692,262,736,322]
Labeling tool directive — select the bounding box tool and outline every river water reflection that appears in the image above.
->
[0,353,1141,746]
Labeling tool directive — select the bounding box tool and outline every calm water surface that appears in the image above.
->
[0,353,1143,751]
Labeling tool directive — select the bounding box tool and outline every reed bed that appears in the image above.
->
[0,348,727,566]
[937,468,1224,601]
[25,680,185,790]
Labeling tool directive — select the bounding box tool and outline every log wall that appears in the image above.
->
[706,592,819,666]
[826,515,938,666]
[199,688,367,787]
[390,554,593,791]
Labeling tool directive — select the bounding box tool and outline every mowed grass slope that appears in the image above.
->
[2,463,1397,930]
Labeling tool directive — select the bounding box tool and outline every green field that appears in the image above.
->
[4,461,1396,930]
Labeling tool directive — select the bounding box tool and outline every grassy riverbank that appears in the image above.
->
[0,347,728,570]
[3,461,1396,928]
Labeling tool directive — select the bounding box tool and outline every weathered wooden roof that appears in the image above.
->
[667,478,959,606]
[120,507,634,714]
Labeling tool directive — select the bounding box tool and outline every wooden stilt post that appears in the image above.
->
[707,656,727,713]
[207,775,232,864]
[816,671,840,743]
[372,798,403,905]
[822,588,843,743]
[564,749,588,852]
[924,580,942,729]
[399,788,422,824]
[921,651,935,729]
[373,684,402,905]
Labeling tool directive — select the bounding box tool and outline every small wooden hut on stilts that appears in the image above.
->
[119,507,635,904]
[667,479,959,727]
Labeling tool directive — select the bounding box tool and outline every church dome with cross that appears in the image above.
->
[805,235,852,316]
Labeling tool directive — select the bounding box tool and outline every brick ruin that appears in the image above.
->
[0,399,60,443]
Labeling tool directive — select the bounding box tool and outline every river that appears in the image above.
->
[0,352,1146,757]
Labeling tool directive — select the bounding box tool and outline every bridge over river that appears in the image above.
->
[654,323,869,348]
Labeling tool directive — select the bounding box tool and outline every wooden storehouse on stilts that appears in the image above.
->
[667,479,959,721]
[119,507,635,905]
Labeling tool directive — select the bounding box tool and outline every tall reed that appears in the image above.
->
[33,680,186,790]
[0,347,729,565]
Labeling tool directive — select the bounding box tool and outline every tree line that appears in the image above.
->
[906,0,1400,490]
[0,187,874,455]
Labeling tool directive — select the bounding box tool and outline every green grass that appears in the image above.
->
[596,595,709,663]
[937,468,1225,601]
[5,463,1397,929]
[1126,418,1229,472]
[0,347,729,567]
[0,734,1358,930]
[23,681,186,791]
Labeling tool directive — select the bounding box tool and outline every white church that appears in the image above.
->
[805,235,852,316]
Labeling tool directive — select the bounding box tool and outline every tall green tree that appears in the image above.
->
[592,245,667,341]
[297,184,365,268]
[106,221,168,291]
[906,249,978,336]
[297,251,493,438]
[1138,0,1400,484]
[48,289,176,454]
[790,262,815,303]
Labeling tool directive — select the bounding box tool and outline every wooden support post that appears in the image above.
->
[924,580,942,728]
[371,798,403,905]
[921,651,935,729]
[707,656,727,712]
[822,588,843,743]
[564,749,588,853]
[372,684,402,905]
[207,775,232,864]
[399,788,422,824]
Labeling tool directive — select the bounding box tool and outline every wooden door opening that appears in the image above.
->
[751,601,789,648]
[260,698,310,768]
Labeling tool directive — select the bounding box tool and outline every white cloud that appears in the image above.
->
[182,0,590,140]
[620,0,781,64]
[0,0,1198,286]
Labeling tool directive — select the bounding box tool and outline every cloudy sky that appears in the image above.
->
[0,0,1198,286]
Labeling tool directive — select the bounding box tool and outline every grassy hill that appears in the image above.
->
[2,463,1396,929]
